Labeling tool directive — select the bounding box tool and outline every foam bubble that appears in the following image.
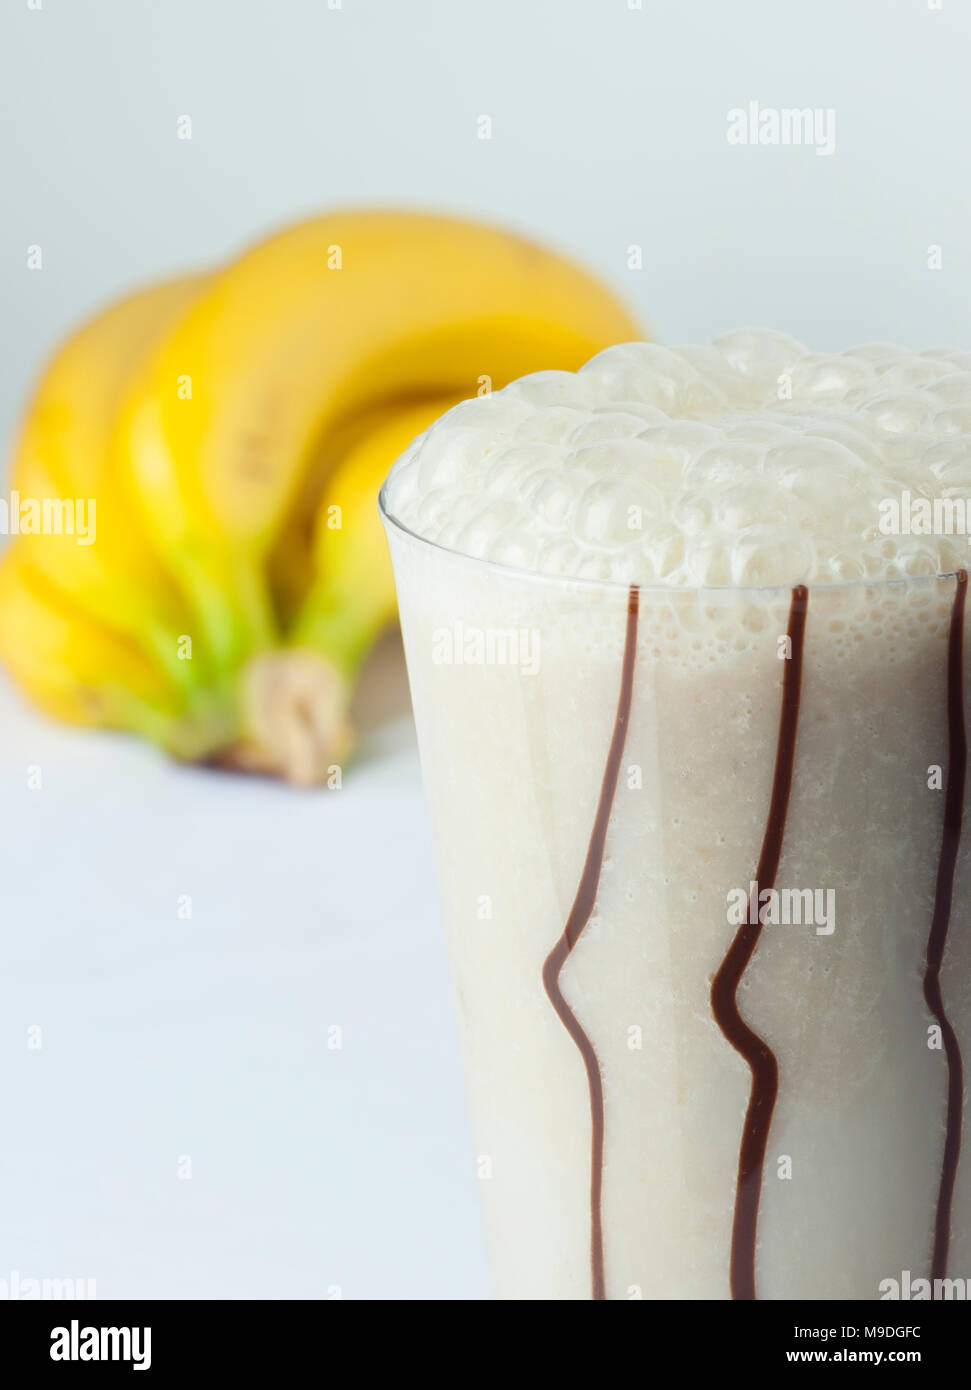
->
[382,329,971,587]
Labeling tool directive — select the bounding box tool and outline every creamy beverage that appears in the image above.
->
[380,330,971,1300]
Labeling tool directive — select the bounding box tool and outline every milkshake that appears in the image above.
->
[380,330,971,1300]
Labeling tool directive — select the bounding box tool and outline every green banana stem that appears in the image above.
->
[172,546,279,677]
[122,558,272,767]
[101,682,233,764]
[291,583,393,682]
[141,614,214,696]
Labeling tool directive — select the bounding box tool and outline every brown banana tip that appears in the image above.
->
[227,648,352,787]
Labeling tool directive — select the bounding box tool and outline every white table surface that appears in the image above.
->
[0,636,490,1300]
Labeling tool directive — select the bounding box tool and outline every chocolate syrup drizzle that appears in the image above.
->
[710,585,808,1301]
[924,569,967,1290]
[542,574,967,1301]
[542,584,640,1301]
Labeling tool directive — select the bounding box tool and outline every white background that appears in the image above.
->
[1,0,969,1299]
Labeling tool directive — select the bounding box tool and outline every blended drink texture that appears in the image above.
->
[381,330,971,1300]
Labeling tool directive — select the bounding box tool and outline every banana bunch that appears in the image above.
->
[0,211,641,783]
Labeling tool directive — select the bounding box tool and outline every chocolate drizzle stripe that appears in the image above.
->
[711,584,808,1301]
[542,584,639,1302]
[924,568,967,1290]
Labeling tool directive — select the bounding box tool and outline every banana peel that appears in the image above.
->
[234,396,461,784]
[0,211,642,783]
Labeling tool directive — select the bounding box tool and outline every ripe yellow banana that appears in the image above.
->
[237,395,461,784]
[8,275,213,691]
[118,211,641,680]
[0,547,226,757]
[2,210,642,780]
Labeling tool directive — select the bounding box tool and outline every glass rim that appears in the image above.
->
[378,480,967,599]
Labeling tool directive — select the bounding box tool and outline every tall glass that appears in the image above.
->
[381,490,971,1302]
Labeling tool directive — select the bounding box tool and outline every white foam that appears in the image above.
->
[383,330,971,587]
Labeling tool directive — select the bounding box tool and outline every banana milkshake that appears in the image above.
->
[380,330,971,1300]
